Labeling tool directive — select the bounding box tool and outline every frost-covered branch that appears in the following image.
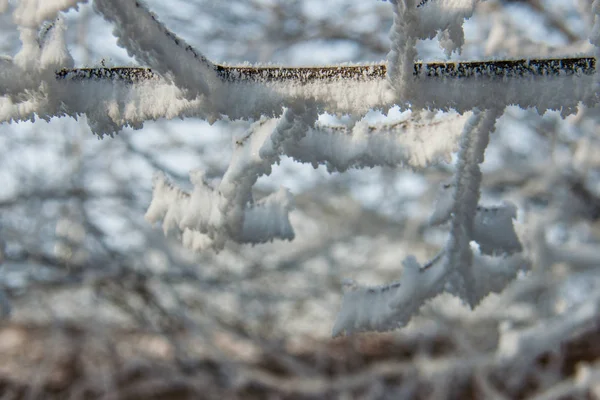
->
[145,110,474,252]
[443,109,499,307]
[2,0,600,341]
[93,0,218,100]
[332,251,528,335]
[387,0,420,100]
[37,57,599,135]
[56,57,596,82]
[283,110,470,171]
[332,108,530,335]
[2,0,598,134]
[145,104,317,251]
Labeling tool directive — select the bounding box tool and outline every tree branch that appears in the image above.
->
[56,57,596,83]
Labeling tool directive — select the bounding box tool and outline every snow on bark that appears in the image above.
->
[1,0,597,132]
[47,58,600,134]
[0,91,48,124]
[145,108,477,252]
[3,57,591,135]
[13,27,41,71]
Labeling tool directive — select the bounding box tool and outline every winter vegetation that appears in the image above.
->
[1,0,600,398]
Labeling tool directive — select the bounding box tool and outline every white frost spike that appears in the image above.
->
[468,252,529,306]
[145,172,295,251]
[40,18,74,71]
[13,0,86,28]
[431,186,523,255]
[473,202,522,255]
[13,28,40,70]
[0,91,48,123]
[429,181,455,225]
[239,187,295,244]
[145,172,189,236]
[390,255,421,307]
[387,0,419,102]
[182,230,214,252]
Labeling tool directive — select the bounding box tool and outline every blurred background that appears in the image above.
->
[1,0,600,398]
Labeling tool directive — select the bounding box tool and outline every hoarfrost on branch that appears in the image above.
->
[1,0,599,334]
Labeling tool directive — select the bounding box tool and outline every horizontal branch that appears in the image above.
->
[56,57,596,84]
[6,55,590,134]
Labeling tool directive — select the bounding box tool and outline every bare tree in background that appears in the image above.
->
[1,0,600,398]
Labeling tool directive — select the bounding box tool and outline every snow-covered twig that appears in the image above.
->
[331,233,528,336]
[145,104,317,251]
[28,57,596,135]
[332,255,446,335]
[444,109,499,307]
[1,0,597,341]
[387,0,420,101]
[55,57,596,83]
[93,0,218,101]
[283,111,470,171]
[2,0,597,135]
[332,108,531,335]
[2,0,598,132]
